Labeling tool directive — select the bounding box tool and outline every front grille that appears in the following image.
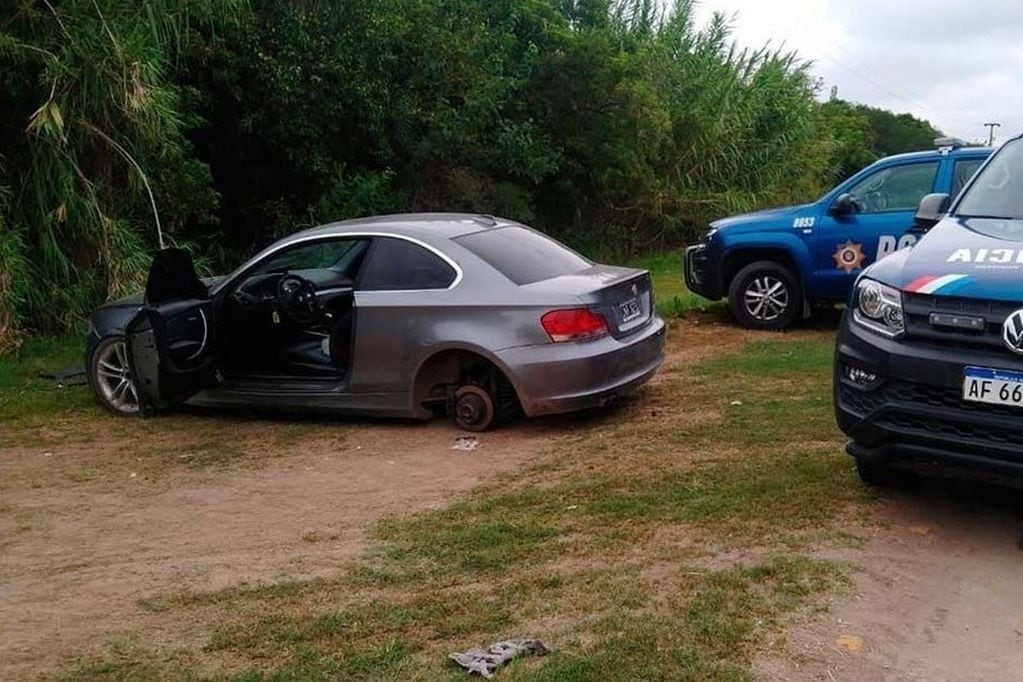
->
[840,379,1023,456]
[903,293,1020,352]
[841,379,1023,418]
[686,245,708,285]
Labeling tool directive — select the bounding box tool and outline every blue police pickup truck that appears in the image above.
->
[684,139,991,329]
[835,133,1023,485]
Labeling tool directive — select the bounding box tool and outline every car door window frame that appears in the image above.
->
[356,236,460,293]
[843,160,940,215]
[951,157,986,198]
[212,233,463,297]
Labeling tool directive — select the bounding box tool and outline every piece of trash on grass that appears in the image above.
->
[452,436,479,452]
[565,505,578,511]
[730,400,744,406]
[450,639,550,678]
[835,634,863,653]
[129,472,137,479]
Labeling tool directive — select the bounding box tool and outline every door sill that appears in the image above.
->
[217,373,347,394]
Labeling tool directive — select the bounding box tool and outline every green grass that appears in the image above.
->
[0,333,95,423]
[52,328,864,680]
[631,251,717,318]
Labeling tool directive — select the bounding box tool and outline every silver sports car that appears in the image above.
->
[86,214,666,431]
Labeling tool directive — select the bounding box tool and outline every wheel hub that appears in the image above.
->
[457,393,486,425]
[744,276,790,321]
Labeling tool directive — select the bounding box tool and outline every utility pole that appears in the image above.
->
[983,122,1001,146]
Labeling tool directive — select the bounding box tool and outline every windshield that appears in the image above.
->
[956,139,1023,220]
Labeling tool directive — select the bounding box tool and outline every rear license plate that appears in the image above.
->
[619,297,641,322]
[963,366,1023,408]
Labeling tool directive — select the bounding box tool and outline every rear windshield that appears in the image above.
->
[455,226,591,285]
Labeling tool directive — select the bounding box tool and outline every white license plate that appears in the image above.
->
[963,366,1023,408]
[619,297,641,322]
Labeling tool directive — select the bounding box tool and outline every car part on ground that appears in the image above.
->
[685,139,992,330]
[449,639,550,678]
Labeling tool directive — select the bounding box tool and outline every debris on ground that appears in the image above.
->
[450,639,550,678]
[36,367,87,387]
[835,634,864,653]
[452,436,479,452]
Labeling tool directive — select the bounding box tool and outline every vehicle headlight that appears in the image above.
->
[853,279,905,338]
[704,227,718,242]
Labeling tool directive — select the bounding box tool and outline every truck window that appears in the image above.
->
[952,158,985,197]
[847,161,939,214]
[956,138,1023,223]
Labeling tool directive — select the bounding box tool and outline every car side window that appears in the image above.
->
[252,238,364,276]
[359,237,456,291]
[952,158,985,197]
[847,161,940,214]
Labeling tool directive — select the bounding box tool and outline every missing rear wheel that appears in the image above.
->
[453,385,496,432]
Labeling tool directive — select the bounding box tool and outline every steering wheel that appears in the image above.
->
[276,274,320,325]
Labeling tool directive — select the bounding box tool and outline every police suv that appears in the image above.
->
[836,134,1023,485]
[684,139,991,329]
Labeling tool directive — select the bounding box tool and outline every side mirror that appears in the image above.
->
[829,193,858,217]
[912,193,950,233]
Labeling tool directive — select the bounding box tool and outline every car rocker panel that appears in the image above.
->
[835,134,1023,479]
[685,139,992,329]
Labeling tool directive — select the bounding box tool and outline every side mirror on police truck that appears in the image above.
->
[829,193,857,217]
[912,193,950,234]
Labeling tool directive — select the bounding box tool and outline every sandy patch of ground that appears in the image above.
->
[0,418,562,678]
[756,477,1023,681]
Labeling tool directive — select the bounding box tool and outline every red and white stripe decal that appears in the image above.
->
[904,274,968,294]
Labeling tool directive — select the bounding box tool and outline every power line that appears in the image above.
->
[805,44,982,129]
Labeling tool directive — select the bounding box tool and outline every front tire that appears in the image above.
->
[728,261,802,330]
[88,336,141,416]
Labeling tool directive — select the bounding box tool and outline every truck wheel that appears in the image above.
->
[728,261,802,330]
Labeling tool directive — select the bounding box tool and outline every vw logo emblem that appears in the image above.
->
[1003,309,1023,355]
[631,283,639,296]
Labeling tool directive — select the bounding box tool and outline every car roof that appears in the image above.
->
[876,146,993,165]
[289,213,518,244]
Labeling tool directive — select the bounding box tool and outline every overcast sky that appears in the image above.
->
[691,0,1023,145]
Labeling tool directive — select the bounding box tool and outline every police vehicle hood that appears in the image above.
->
[710,203,812,232]
[865,216,1023,302]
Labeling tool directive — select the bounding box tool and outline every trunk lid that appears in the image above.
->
[526,264,654,339]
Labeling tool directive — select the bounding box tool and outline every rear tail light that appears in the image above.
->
[541,308,608,342]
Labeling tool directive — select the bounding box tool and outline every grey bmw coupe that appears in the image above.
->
[86,214,666,431]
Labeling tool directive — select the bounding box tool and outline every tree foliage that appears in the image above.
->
[819,98,944,181]
[0,0,943,346]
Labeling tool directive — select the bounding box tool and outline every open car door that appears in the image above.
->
[125,249,217,411]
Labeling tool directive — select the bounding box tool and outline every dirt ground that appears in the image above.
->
[0,418,566,678]
[4,319,1023,680]
[755,476,1023,682]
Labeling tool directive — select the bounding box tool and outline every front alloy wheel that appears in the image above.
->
[90,337,140,415]
[728,261,801,330]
